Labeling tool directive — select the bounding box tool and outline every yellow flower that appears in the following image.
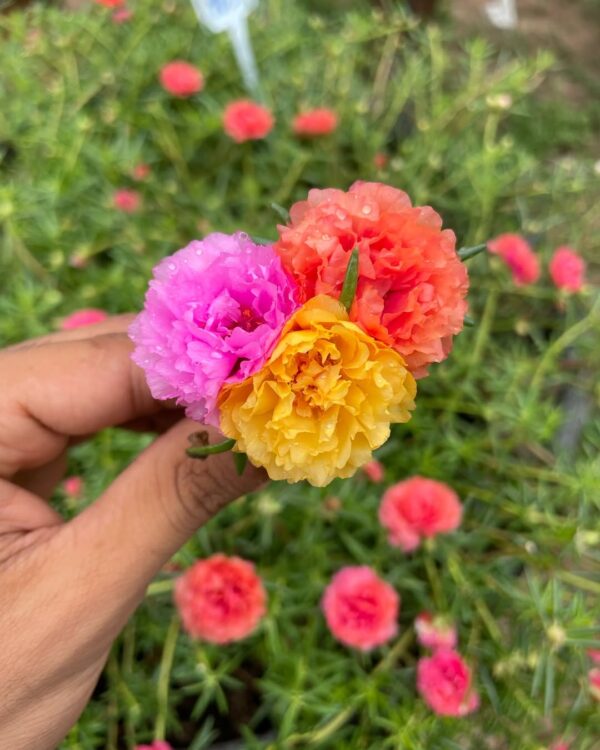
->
[218,295,416,487]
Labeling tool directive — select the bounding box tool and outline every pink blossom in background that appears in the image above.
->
[549,743,570,750]
[174,554,267,644]
[113,188,141,213]
[63,476,83,499]
[549,246,585,292]
[69,252,88,269]
[135,742,173,750]
[487,233,540,286]
[378,476,462,552]
[95,0,125,7]
[415,612,457,651]
[292,108,338,137]
[373,152,388,170]
[112,7,132,23]
[321,566,399,651]
[590,668,600,701]
[61,308,108,330]
[129,232,299,425]
[363,460,384,483]
[417,649,479,716]
[132,163,151,181]
[223,100,274,142]
[588,649,600,665]
[159,61,204,97]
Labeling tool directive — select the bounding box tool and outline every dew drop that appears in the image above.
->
[239,232,249,241]
[167,262,177,272]
[335,210,346,220]
[361,205,372,216]
[195,248,202,256]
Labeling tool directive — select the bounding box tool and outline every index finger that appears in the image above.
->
[0,331,168,476]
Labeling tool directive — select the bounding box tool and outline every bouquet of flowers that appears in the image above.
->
[129,181,470,486]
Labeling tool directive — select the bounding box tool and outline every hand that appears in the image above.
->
[0,316,266,750]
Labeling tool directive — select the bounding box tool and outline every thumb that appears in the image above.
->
[70,418,267,593]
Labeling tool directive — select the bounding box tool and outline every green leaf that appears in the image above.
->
[464,315,475,327]
[458,243,487,260]
[186,438,236,459]
[233,452,248,476]
[270,202,290,224]
[339,247,359,312]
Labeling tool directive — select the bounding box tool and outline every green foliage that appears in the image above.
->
[1,0,599,748]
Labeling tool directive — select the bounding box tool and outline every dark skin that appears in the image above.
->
[0,315,266,749]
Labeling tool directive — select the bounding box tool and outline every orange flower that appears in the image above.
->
[274,182,469,377]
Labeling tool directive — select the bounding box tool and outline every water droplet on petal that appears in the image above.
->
[239,232,249,241]
[195,248,202,256]
[362,205,372,216]
[336,210,346,220]
[167,262,177,272]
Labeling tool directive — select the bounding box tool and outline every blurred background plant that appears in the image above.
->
[0,0,598,748]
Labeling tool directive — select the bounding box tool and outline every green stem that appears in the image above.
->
[154,616,180,741]
[458,243,487,260]
[186,438,236,459]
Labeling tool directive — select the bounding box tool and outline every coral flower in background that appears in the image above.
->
[61,308,108,330]
[113,188,141,213]
[549,246,585,292]
[132,163,151,181]
[223,99,274,142]
[373,152,388,170]
[588,649,600,665]
[293,108,338,137]
[63,476,83,499]
[322,566,399,651]
[487,233,540,286]
[129,233,299,426]
[379,476,462,552]
[415,612,457,651]
[174,554,267,644]
[219,295,416,487]
[275,182,469,377]
[135,742,173,750]
[590,668,600,701]
[112,7,132,23]
[417,649,479,716]
[95,0,125,7]
[363,459,384,483]
[159,61,204,97]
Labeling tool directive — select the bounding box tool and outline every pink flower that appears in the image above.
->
[129,233,299,425]
[415,612,457,651]
[174,554,267,644]
[132,163,151,181]
[379,476,462,552]
[588,649,600,665]
[61,308,109,330]
[112,7,132,22]
[135,742,173,750]
[113,189,141,213]
[487,233,540,286]
[549,743,570,750]
[590,668,600,701]
[321,566,399,651]
[417,649,479,716]
[293,108,338,137]
[549,246,585,292]
[95,0,125,7]
[63,476,83,499]
[159,61,204,97]
[223,100,274,142]
[362,460,384,483]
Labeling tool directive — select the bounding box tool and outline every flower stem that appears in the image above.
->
[458,243,487,260]
[154,615,180,741]
[186,437,236,459]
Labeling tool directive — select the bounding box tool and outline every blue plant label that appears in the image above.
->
[191,0,257,33]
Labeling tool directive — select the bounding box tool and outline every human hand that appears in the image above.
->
[0,316,266,749]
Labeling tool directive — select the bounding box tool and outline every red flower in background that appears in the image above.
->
[61,308,109,330]
[487,233,540,286]
[95,0,125,7]
[135,742,173,750]
[415,612,457,651]
[274,182,469,377]
[590,668,600,701]
[63,476,83,499]
[373,152,388,170]
[417,649,479,716]
[549,246,585,292]
[174,555,267,644]
[293,108,338,137]
[379,476,462,552]
[112,8,132,23]
[223,100,274,142]
[113,188,141,213]
[132,163,151,181]
[322,566,399,651]
[159,61,204,97]
[362,460,384,483]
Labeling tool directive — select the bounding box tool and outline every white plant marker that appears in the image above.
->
[485,0,518,30]
[190,0,260,96]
